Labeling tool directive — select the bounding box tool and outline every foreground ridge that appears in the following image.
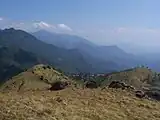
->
[0,88,160,120]
[0,65,160,119]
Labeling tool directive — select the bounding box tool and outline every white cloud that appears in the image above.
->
[0,17,73,33]
[2,17,160,53]
[57,24,72,31]
[32,22,72,33]
[33,21,55,29]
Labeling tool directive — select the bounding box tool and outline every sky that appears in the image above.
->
[0,0,160,54]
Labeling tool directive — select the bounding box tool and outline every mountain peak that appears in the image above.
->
[4,27,15,31]
[33,30,96,49]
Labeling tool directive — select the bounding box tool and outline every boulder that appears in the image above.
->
[135,90,146,98]
[49,81,69,91]
[108,81,126,89]
[85,81,98,89]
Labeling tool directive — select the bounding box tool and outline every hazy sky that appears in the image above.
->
[0,0,160,53]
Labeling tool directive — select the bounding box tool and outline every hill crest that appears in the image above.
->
[0,64,72,92]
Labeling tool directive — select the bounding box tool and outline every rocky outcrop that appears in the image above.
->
[145,90,160,101]
[108,81,135,90]
[134,90,160,101]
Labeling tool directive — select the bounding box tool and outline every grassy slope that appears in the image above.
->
[0,66,160,119]
[98,67,154,89]
[0,88,160,120]
[0,64,71,92]
[0,46,43,82]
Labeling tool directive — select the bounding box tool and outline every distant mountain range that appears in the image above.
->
[33,30,142,69]
[1,28,160,82]
[0,28,125,82]
[33,30,160,72]
[32,30,97,49]
[0,28,95,73]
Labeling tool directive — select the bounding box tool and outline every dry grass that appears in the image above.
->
[1,66,160,120]
[0,64,71,92]
[101,67,154,88]
[0,88,160,120]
